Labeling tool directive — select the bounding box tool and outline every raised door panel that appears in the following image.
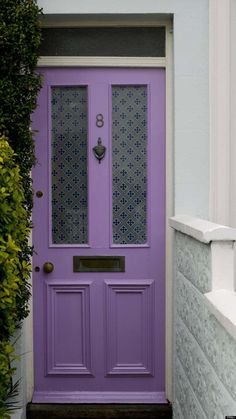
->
[46,283,92,375]
[105,280,154,376]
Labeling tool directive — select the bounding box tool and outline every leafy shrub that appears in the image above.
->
[0,1,42,415]
[0,341,17,419]
[0,0,42,214]
[0,137,31,417]
[0,138,31,336]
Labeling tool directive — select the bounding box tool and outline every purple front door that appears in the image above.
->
[32,68,166,403]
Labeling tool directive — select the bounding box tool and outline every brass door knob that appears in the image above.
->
[43,262,54,273]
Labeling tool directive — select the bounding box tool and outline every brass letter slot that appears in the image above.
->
[73,256,125,272]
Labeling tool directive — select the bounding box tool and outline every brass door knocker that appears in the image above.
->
[93,138,106,163]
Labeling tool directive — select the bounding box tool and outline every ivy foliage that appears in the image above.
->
[0,1,42,416]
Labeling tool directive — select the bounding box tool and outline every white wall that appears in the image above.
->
[230,0,236,227]
[38,0,210,218]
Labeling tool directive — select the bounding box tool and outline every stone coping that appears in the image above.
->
[169,215,236,243]
[205,290,236,342]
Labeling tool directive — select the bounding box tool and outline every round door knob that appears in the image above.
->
[43,262,54,273]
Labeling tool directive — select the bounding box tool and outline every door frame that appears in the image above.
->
[26,17,173,403]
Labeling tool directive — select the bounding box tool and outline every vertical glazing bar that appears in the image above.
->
[89,82,110,248]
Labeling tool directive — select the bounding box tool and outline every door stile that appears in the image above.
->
[32,75,49,388]
[150,71,166,387]
[47,84,54,248]
[86,81,111,380]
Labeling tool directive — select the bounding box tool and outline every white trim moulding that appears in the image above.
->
[164,22,173,403]
[38,56,166,68]
[169,215,236,244]
[39,15,171,28]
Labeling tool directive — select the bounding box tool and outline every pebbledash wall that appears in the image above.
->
[170,219,236,418]
[11,1,236,418]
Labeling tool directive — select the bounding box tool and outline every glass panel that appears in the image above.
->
[51,87,88,244]
[112,86,148,245]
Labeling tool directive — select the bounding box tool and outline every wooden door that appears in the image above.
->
[32,68,166,403]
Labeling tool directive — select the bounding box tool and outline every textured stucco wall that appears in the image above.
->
[174,231,236,418]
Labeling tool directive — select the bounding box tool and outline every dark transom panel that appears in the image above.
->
[40,27,165,57]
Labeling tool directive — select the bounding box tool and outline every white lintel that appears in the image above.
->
[169,215,236,243]
[37,56,166,68]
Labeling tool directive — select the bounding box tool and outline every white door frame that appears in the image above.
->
[26,17,173,403]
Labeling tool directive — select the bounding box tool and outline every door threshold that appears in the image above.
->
[27,402,172,419]
[32,391,167,404]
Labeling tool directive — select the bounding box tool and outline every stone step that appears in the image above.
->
[27,403,172,419]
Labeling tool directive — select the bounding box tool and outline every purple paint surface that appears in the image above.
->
[32,68,166,403]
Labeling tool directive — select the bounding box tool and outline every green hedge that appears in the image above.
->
[0,1,42,416]
[0,137,31,417]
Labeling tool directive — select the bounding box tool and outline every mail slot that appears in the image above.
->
[73,256,125,272]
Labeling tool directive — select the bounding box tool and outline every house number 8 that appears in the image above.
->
[96,114,104,128]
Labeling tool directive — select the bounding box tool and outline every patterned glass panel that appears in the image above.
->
[51,87,88,244]
[112,86,147,245]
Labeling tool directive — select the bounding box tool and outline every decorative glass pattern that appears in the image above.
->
[112,86,148,245]
[51,87,88,244]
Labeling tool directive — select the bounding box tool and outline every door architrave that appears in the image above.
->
[27,17,173,402]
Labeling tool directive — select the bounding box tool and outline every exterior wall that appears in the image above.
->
[174,231,236,418]
[8,0,236,417]
[230,0,236,227]
[209,0,236,228]
[38,0,210,218]
[14,1,210,416]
